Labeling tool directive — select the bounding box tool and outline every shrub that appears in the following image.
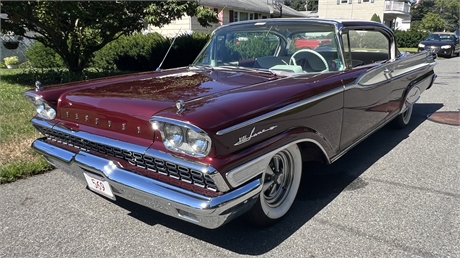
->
[92,32,169,71]
[394,29,429,48]
[25,42,64,68]
[163,32,211,68]
[92,32,210,72]
[371,13,381,23]
[361,31,388,49]
[4,56,19,65]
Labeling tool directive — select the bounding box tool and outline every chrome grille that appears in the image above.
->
[34,125,217,191]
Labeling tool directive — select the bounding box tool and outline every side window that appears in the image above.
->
[342,29,390,68]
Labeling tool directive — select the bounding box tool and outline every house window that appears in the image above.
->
[338,0,351,4]
[240,12,248,21]
[233,11,257,22]
[234,11,239,22]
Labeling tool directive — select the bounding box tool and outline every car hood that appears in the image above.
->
[58,69,276,138]
[420,40,454,46]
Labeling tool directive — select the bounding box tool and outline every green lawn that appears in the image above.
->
[0,68,128,183]
[399,47,418,53]
[0,68,52,183]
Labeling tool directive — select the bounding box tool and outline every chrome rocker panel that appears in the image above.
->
[32,139,261,229]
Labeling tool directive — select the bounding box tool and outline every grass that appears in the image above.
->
[0,67,129,183]
[399,47,418,53]
[0,68,53,183]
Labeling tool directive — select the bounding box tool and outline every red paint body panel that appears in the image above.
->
[26,18,437,229]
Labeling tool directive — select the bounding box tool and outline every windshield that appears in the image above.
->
[424,33,456,42]
[192,20,344,74]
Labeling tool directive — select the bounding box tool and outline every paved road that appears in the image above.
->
[1,57,459,258]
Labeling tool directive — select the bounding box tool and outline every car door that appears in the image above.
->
[455,35,460,54]
[338,27,403,151]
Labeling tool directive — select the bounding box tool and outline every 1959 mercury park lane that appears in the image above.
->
[24,18,437,229]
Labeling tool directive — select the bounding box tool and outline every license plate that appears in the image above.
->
[83,172,115,200]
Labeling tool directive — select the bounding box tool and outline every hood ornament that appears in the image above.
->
[176,100,185,114]
[35,81,42,91]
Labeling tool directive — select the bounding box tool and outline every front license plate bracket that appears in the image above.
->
[83,172,116,200]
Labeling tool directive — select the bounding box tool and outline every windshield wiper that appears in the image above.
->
[215,66,276,76]
[188,65,214,71]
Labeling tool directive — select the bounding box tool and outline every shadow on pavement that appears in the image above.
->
[112,102,443,255]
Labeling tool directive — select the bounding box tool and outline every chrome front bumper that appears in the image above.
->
[32,139,261,229]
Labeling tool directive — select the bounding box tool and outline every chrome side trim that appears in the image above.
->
[32,118,229,192]
[226,139,329,187]
[353,54,436,89]
[32,139,260,229]
[31,118,58,130]
[216,87,343,135]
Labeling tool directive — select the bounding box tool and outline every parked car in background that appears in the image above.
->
[418,32,460,58]
[24,18,437,229]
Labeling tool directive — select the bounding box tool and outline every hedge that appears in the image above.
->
[394,29,429,48]
[24,32,211,72]
[91,32,210,71]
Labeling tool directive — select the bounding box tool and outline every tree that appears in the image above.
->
[420,13,446,32]
[410,0,459,32]
[371,13,382,23]
[1,1,218,76]
[434,0,460,31]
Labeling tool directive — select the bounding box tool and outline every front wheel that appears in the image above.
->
[244,144,302,227]
[392,104,414,129]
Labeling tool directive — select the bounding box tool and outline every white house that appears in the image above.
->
[317,0,412,30]
[146,0,308,37]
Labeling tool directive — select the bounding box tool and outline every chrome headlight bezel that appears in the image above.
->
[418,43,425,48]
[23,92,56,120]
[150,117,212,158]
[441,45,452,49]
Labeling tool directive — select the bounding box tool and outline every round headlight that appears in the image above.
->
[187,129,209,153]
[40,103,56,119]
[164,124,184,147]
[23,92,56,120]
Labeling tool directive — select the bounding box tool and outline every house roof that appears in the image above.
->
[199,0,307,17]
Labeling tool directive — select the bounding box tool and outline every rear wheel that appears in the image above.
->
[244,144,302,227]
[392,104,414,129]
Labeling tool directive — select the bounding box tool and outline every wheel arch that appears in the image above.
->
[224,128,333,188]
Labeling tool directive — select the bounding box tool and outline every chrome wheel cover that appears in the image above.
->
[263,150,295,208]
[402,104,413,124]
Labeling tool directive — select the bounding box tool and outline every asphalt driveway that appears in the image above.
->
[1,57,458,258]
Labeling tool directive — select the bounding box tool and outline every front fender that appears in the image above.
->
[216,127,333,188]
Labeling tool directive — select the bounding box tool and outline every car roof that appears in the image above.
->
[430,32,455,35]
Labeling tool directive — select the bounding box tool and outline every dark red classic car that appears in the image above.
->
[25,18,437,229]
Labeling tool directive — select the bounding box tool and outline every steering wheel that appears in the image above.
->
[289,49,329,72]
